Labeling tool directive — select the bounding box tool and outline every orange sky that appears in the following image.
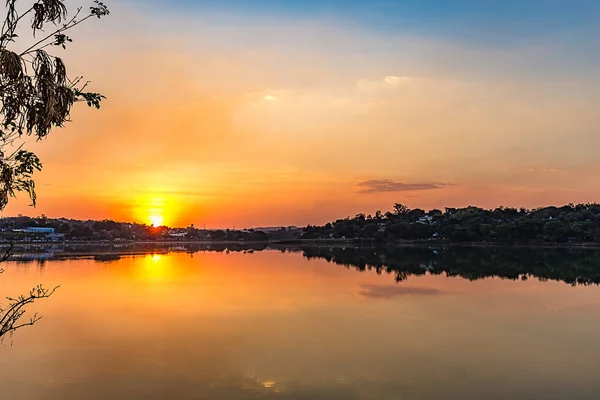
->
[3,3,600,228]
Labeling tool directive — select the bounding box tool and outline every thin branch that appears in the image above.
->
[1,3,37,47]
[0,285,59,337]
[20,8,88,57]
[0,243,14,263]
[6,314,42,332]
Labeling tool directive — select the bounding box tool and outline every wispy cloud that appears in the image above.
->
[357,180,444,194]
[520,168,558,173]
[358,284,443,299]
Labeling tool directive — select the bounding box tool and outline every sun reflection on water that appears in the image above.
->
[139,253,171,283]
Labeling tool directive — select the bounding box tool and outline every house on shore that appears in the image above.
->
[10,227,65,242]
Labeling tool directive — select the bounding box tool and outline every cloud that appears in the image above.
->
[358,284,442,299]
[355,75,411,93]
[521,168,557,173]
[383,75,409,86]
[357,180,444,194]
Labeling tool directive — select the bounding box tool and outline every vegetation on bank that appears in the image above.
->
[0,215,299,242]
[302,203,600,245]
[8,202,600,245]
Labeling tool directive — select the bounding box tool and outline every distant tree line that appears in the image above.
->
[302,203,600,244]
[0,215,299,242]
[8,202,600,245]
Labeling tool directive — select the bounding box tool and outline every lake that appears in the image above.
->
[1,245,600,399]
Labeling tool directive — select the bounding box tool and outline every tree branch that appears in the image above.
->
[0,243,14,263]
[0,285,59,338]
[20,8,88,57]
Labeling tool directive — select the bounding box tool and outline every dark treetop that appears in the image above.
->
[303,203,600,245]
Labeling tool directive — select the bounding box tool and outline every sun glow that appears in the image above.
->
[132,194,178,227]
[138,253,170,283]
[149,214,164,227]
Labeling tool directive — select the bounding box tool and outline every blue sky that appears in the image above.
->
[152,0,600,45]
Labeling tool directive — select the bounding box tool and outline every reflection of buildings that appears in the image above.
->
[169,246,188,252]
[10,251,55,261]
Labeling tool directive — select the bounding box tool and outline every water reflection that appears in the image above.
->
[2,246,600,399]
[298,246,600,286]
[8,243,600,286]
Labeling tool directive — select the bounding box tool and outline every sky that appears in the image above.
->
[3,0,600,228]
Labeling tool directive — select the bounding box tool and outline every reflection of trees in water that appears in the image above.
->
[93,254,122,263]
[300,246,600,286]
[9,243,600,289]
[49,242,269,257]
[4,242,271,265]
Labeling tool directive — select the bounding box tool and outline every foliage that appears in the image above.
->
[0,215,298,243]
[302,202,600,244]
[0,244,58,341]
[0,0,109,208]
[0,0,109,340]
[0,280,58,339]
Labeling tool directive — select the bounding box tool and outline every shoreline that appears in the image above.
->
[2,238,600,250]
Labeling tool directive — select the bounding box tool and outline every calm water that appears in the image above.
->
[1,246,600,399]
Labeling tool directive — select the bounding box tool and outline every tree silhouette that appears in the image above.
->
[0,0,109,340]
[303,202,600,244]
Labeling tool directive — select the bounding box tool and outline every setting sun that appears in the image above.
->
[149,214,164,227]
[131,194,177,227]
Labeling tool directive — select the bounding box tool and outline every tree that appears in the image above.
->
[0,0,109,340]
[0,245,58,339]
[387,222,412,239]
[362,222,379,238]
[408,208,425,221]
[303,202,600,245]
[544,220,568,243]
[393,203,410,215]
[428,209,443,217]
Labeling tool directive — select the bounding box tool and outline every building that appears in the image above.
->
[10,227,64,242]
[168,232,187,238]
[24,227,55,234]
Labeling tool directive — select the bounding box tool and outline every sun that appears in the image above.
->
[133,194,177,227]
[148,214,164,227]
